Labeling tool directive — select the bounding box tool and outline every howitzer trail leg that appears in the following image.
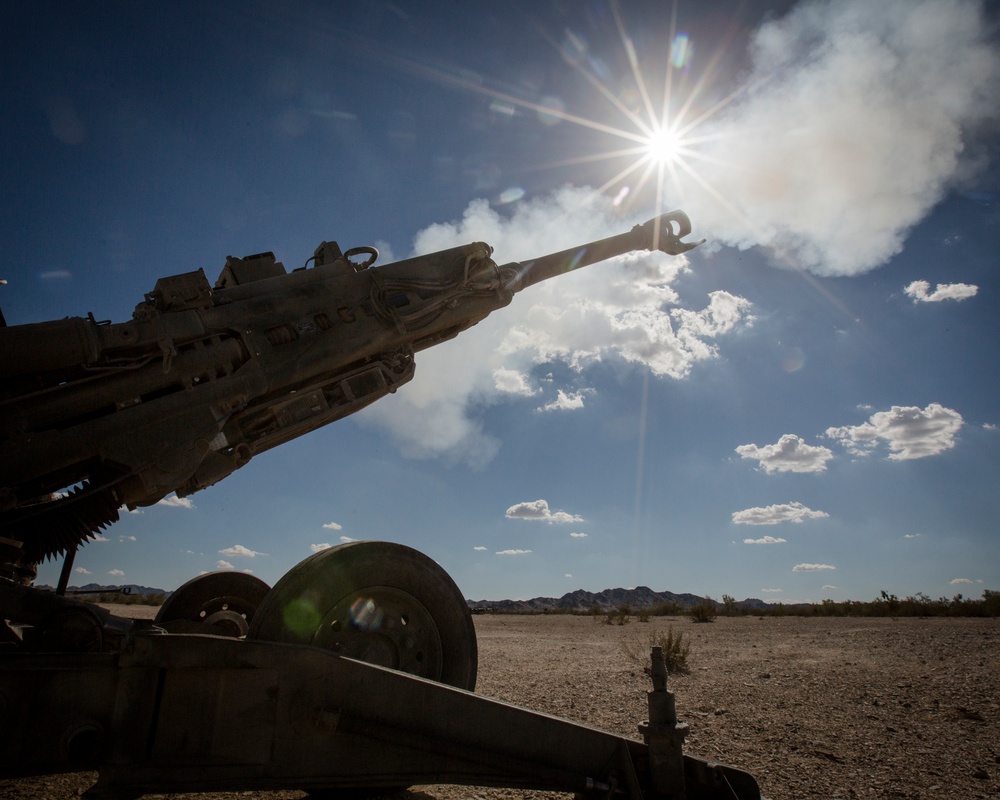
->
[80,634,759,799]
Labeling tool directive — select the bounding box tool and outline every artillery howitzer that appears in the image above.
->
[0,212,760,799]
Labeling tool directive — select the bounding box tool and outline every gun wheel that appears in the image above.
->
[248,541,477,691]
[154,571,271,637]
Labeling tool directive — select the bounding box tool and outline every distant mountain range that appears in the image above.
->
[39,583,171,598]
[467,586,771,613]
[42,583,774,614]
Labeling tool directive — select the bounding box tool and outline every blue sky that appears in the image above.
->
[4,0,998,604]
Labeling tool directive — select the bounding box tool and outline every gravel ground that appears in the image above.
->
[2,613,998,800]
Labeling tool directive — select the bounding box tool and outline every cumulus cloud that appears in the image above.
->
[736,434,834,474]
[496,549,533,555]
[743,535,788,545]
[473,545,488,551]
[537,389,587,413]
[310,543,332,553]
[564,573,573,578]
[219,544,266,558]
[826,403,963,459]
[118,535,136,542]
[92,535,110,542]
[322,521,343,531]
[904,280,979,302]
[822,585,837,590]
[761,588,783,593]
[339,535,357,543]
[107,569,124,577]
[793,563,836,572]
[732,501,829,526]
[157,494,194,509]
[569,531,588,538]
[119,505,143,515]
[493,368,537,396]
[903,533,922,539]
[672,0,1000,276]
[505,498,584,524]
[74,567,92,575]
[950,577,973,585]
[216,560,235,570]
[356,187,753,466]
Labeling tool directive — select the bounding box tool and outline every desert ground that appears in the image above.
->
[2,612,997,800]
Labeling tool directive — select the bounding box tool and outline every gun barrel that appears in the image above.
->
[502,210,703,293]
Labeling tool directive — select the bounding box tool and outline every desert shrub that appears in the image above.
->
[646,600,684,617]
[637,607,651,623]
[606,604,631,625]
[80,591,166,606]
[689,597,717,623]
[721,594,740,616]
[621,626,691,674]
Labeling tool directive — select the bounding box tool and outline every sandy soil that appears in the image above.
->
[2,613,998,800]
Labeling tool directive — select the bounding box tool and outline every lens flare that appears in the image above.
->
[282,598,321,638]
[350,596,383,631]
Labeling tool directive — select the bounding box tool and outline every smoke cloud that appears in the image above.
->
[675,0,999,276]
[357,187,752,464]
[356,0,998,464]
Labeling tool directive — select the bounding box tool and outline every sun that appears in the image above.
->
[644,126,682,165]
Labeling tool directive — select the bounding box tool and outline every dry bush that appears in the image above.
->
[620,626,691,674]
[689,597,717,623]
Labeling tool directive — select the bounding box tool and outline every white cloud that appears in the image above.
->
[505,498,583,524]
[569,532,588,538]
[157,494,194,509]
[474,545,488,551]
[107,569,124,577]
[761,588,783,593]
[92,535,110,542]
[310,543,332,553]
[339,535,357,543]
[322,521,343,531]
[793,563,836,572]
[904,280,979,302]
[496,549,533,555]
[983,423,997,431]
[822,585,837,591]
[950,577,973,585]
[119,505,143,515]
[537,389,587,413]
[826,403,963,460]
[219,545,266,558]
[74,567,91,575]
[903,533,922,539]
[564,573,573,578]
[493,367,537,396]
[671,0,1000,276]
[355,187,753,466]
[732,502,829,526]
[216,560,235,570]
[736,434,834,474]
[118,535,136,542]
[743,535,788,545]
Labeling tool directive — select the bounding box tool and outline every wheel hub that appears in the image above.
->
[311,586,442,678]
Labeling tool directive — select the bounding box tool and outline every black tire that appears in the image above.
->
[155,571,271,637]
[248,541,477,691]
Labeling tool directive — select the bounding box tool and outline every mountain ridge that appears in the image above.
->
[467,586,770,613]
